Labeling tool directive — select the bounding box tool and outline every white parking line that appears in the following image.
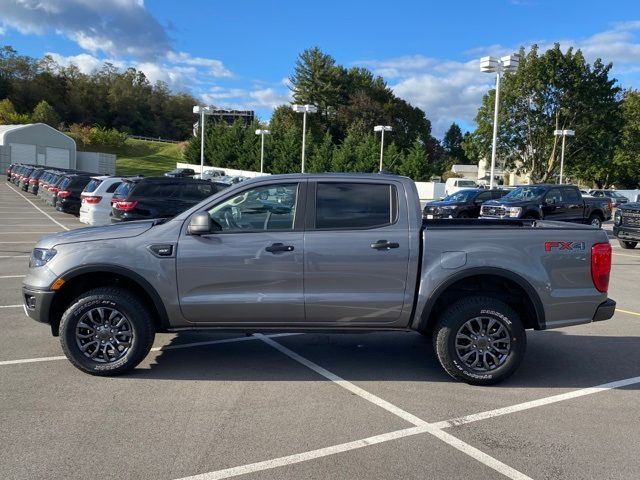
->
[0,231,60,234]
[256,335,531,480]
[177,426,431,480]
[0,333,300,367]
[0,275,25,279]
[0,255,29,258]
[432,374,640,429]
[0,241,36,244]
[4,184,70,231]
[612,252,640,259]
[0,304,22,308]
[617,308,640,317]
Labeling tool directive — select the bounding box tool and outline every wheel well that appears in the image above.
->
[421,274,541,334]
[589,210,603,220]
[48,272,165,336]
[523,211,540,219]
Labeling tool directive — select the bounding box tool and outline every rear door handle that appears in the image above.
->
[265,243,295,253]
[370,240,400,250]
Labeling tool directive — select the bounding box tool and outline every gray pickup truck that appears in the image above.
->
[22,174,616,385]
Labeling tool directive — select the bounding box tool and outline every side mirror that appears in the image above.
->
[187,212,221,235]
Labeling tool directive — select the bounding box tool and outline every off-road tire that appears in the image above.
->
[619,240,637,249]
[59,287,155,376]
[433,296,526,386]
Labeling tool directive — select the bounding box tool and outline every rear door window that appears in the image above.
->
[113,182,133,199]
[315,183,397,229]
[562,188,581,202]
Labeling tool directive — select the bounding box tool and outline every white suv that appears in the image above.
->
[79,176,124,226]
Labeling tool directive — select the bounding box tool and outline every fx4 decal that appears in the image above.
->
[544,241,586,252]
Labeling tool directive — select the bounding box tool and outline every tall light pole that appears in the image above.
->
[193,105,212,174]
[374,125,392,172]
[554,129,575,184]
[480,54,519,189]
[255,129,271,173]
[291,104,317,173]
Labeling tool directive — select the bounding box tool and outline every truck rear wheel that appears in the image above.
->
[619,240,637,249]
[588,213,603,228]
[59,287,155,376]
[433,296,526,385]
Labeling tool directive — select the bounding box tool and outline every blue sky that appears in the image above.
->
[1,0,639,137]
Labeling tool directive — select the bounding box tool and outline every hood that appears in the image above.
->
[482,197,533,207]
[620,202,640,212]
[36,220,155,249]
[425,200,465,209]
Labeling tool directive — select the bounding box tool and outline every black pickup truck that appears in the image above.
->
[480,184,612,228]
[613,203,640,249]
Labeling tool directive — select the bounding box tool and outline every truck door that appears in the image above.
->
[541,188,569,220]
[176,181,305,324]
[303,181,410,326]
[561,187,584,222]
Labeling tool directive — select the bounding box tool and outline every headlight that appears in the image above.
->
[507,207,522,218]
[29,248,57,268]
[614,211,622,225]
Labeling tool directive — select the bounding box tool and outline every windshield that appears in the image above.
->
[441,190,475,202]
[504,186,546,200]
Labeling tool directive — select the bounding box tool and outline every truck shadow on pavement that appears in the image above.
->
[126,330,640,389]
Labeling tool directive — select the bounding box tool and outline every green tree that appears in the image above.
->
[306,131,334,172]
[471,44,621,184]
[398,140,431,180]
[612,90,640,187]
[31,100,60,127]
[442,123,467,163]
[0,98,29,124]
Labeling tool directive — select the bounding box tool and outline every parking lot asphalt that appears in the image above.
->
[0,180,639,480]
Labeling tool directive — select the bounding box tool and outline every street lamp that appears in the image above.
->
[255,129,271,173]
[553,129,575,184]
[291,104,317,173]
[193,105,212,175]
[374,125,393,172]
[480,54,519,189]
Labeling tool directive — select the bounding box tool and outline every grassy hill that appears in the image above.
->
[79,138,184,177]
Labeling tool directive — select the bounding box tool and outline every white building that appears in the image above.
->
[0,123,76,174]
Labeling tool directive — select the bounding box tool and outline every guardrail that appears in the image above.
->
[127,135,181,144]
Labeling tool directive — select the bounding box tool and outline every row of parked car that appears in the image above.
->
[424,184,615,228]
[6,164,231,226]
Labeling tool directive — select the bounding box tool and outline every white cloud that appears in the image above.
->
[357,21,640,137]
[166,52,232,78]
[0,0,170,60]
[201,86,291,110]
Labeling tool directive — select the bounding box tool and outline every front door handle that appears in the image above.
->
[370,240,400,250]
[265,243,294,253]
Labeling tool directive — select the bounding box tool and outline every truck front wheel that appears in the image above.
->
[59,287,155,376]
[619,240,637,249]
[433,296,526,385]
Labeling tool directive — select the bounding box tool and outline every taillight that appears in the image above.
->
[114,200,138,211]
[57,190,70,199]
[29,179,38,184]
[83,195,102,205]
[49,187,59,193]
[591,243,612,293]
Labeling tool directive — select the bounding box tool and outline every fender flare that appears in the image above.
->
[58,264,170,330]
[414,266,546,331]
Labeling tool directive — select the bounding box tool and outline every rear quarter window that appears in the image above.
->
[84,179,103,193]
[105,181,122,193]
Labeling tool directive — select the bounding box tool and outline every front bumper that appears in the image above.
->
[592,298,616,322]
[613,226,640,242]
[22,286,55,325]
